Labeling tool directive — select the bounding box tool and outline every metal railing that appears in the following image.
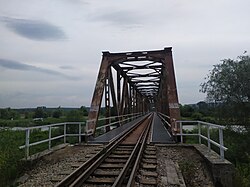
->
[95,112,143,133]
[175,120,228,159]
[19,122,86,158]
[157,112,171,128]
[19,112,144,158]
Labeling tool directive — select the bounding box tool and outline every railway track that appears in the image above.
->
[56,113,155,187]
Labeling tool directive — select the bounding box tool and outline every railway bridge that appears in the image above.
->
[86,47,180,137]
[18,48,234,187]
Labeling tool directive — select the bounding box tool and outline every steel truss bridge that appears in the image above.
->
[86,47,180,135]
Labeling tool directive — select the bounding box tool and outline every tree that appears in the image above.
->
[200,55,250,127]
[0,108,19,120]
[52,107,63,118]
[79,106,88,116]
[66,110,82,122]
[33,107,48,118]
[180,104,195,117]
[52,110,62,118]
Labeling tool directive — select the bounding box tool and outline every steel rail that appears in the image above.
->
[112,114,153,187]
[126,114,153,186]
[56,113,151,187]
[70,113,152,187]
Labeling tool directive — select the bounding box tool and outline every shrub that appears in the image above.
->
[0,130,25,186]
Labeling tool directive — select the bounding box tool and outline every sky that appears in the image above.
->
[0,0,250,108]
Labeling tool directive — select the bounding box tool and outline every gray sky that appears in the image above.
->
[0,0,249,108]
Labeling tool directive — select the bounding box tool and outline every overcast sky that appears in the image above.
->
[0,0,249,108]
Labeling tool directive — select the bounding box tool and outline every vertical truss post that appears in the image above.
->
[136,93,140,113]
[86,52,111,135]
[117,71,121,112]
[109,68,118,115]
[125,82,130,115]
[163,48,180,134]
[138,94,143,113]
[120,77,128,117]
[161,67,169,115]
[105,69,111,132]
[128,85,132,115]
[109,68,120,127]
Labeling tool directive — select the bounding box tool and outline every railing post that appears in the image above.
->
[180,122,183,143]
[79,123,81,144]
[174,119,177,131]
[207,125,211,151]
[219,128,224,159]
[25,129,30,158]
[198,122,201,144]
[64,123,66,143]
[49,126,51,150]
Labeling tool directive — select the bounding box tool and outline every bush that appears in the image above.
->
[191,112,203,120]
[179,160,196,186]
[234,163,250,187]
[66,110,84,122]
[0,130,25,186]
[185,127,250,187]
[52,110,62,118]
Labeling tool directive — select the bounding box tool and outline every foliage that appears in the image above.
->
[79,106,88,116]
[52,109,62,118]
[66,107,87,122]
[0,108,20,120]
[0,130,25,187]
[179,160,196,186]
[201,55,250,103]
[200,55,250,127]
[33,107,48,118]
[0,106,89,186]
[183,126,250,187]
[180,104,195,117]
[66,110,82,121]
[180,100,250,186]
[191,112,203,120]
[0,126,77,186]
[224,128,250,165]
[0,106,90,128]
[234,162,250,187]
[196,101,215,116]
[0,119,32,127]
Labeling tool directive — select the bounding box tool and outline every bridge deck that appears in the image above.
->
[90,113,173,144]
[151,113,174,143]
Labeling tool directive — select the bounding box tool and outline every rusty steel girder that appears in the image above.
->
[86,47,180,135]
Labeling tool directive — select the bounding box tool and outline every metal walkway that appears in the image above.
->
[89,116,145,143]
[90,113,173,144]
[151,113,174,143]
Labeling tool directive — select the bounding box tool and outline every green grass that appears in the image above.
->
[0,119,32,128]
[0,116,87,128]
[0,130,25,187]
[0,118,87,186]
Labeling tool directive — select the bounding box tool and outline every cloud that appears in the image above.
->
[0,58,76,80]
[89,10,143,28]
[59,65,74,70]
[1,16,66,41]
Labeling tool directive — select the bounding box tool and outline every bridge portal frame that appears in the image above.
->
[86,47,180,135]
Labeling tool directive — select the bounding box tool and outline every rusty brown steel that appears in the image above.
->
[86,47,180,135]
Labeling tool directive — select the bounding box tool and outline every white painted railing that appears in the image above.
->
[157,112,171,128]
[19,112,144,158]
[19,122,86,158]
[95,112,143,133]
[175,120,228,159]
